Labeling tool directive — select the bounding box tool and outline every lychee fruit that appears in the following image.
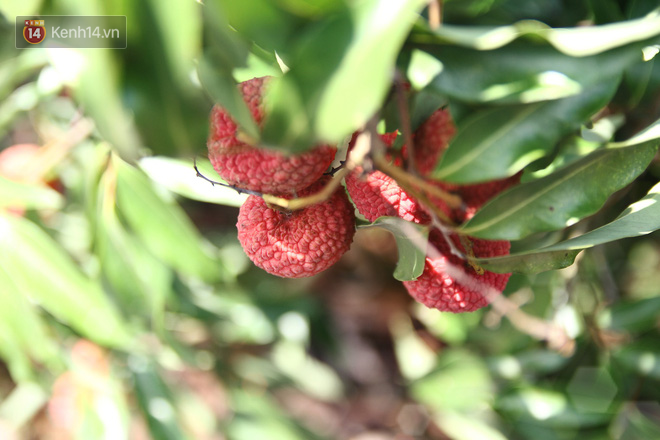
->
[405,108,455,175]
[345,133,449,224]
[0,143,40,180]
[346,167,433,224]
[453,172,522,222]
[207,76,336,195]
[237,177,356,278]
[403,230,511,313]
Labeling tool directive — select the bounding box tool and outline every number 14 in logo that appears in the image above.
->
[24,20,46,44]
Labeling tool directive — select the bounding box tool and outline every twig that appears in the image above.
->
[261,129,373,211]
[193,157,263,197]
[393,71,417,175]
[428,0,442,29]
[398,219,575,355]
[23,118,95,183]
[324,160,346,176]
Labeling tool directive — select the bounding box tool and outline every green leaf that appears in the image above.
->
[0,265,60,368]
[471,178,660,273]
[0,176,63,210]
[130,357,186,440]
[433,80,619,183]
[143,0,201,86]
[96,169,173,327]
[435,411,508,440]
[217,0,305,55]
[360,217,429,281]
[497,387,611,429]
[614,341,660,380]
[597,297,660,334]
[261,0,429,149]
[114,156,222,282]
[424,43,641,104]
[0,214,132,348]
[66,50,142,161]
[139,157,248,207]
[0,383,49,427]
[460,141,659,241]
[197,54,260,140]
[418,10,660,56]
[412,349,494,412]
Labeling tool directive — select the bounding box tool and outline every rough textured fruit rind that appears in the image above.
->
[345,132,451,224]
[403,230,511,313]
[208,77,336,195]
[237,178,356,278]
[406,108,455,175]
[345,168,434,224]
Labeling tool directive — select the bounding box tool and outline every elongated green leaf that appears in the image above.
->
[262,0,429,149]
[460,141,658,240]
[433,81,619,183]
[114,156,222,282]
[412,349,494,412]
[419,9,660,56]
[471,179,660,273]
[0,323,33,382]
[217,0,305,55]
[0,266,60,368]
[598,297,660,333]
[0,214,132,347]
[614,340,660,380]
[0,176,63,210]
[139,157,248,207]
[360,217,429,281]
[143,0,200,86]
[96,169,173,326]
[130,357,186,440]
[197,54,260,140]
[424,43,641,104]
[497,387,611,428]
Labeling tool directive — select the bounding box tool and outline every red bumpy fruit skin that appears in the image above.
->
[346,167,434,224]
[405,108,456,175]
[207,76,336,195]
[403,230,511,313]
[237,178,356,278]
[454,172,522,222]
[345,133,451,224]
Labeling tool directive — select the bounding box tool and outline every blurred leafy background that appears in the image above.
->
[1,0,660,439]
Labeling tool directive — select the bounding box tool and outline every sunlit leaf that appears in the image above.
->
[460,140,659,240]
[130,357,186,440]
[433,80,619,183]
[197,54,260,140]
[471,176,660,273]
[0,176,63,210]
[262,0,429,149]
[0,266,60,368]
[412,349,494,411]
[419,10,660,56]
[424,43,641,104]
[497,387,611,428]
[114,156,223,283]
[139,156,248,207]
[0,214,132,347]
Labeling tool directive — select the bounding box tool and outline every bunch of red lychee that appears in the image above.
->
[207,76,519,313]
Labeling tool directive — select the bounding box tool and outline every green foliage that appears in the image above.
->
[360,217,429,281]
